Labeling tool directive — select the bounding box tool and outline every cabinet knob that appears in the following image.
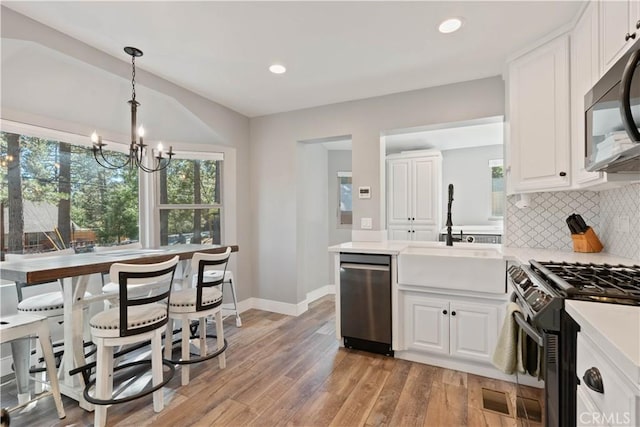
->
[583,367,604,394]
[442,310,448,315]
[408,217,411,221]
[636,20,640,30]
[559,171,567,177]
[625,32,637,42]
[411,230,415,233]
[412,217,415,221]
[451,311,456,316]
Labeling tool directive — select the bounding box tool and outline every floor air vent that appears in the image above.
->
[481,388,510,416]
[516,395,543,422]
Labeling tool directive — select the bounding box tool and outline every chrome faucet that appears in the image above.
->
[446,184,454,246]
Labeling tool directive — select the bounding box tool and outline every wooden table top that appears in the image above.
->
[0,244,239,285]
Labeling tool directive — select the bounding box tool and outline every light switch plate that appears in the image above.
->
[361,217,372,229]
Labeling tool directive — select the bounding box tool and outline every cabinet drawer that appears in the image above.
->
[576,333,637,426]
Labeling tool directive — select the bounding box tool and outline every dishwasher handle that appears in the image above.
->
[340,263,390,272]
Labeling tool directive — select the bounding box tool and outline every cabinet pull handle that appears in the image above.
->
[625,32,637,42]
[583,367,604,394]
[442,310,448,315]
[559,171,567,177]
[451,311,456,316]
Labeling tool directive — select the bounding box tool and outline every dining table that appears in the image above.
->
[0,243,238,410]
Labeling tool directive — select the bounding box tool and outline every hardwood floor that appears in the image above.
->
[2,296,542,426]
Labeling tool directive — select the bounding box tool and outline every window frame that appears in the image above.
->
[488,158,505,220]
[153,151,225,246]
[337,171,353,228]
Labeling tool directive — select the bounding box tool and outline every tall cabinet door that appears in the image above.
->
[387,158,412,225]
[412,157,438,226]
[508,34,571,193]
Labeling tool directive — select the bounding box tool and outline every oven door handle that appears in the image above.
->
[513,310,544,347]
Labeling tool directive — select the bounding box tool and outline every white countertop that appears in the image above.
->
[565,300,640,386]
[329,241,638,266]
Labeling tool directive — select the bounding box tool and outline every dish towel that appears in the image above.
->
[492,302,522,374]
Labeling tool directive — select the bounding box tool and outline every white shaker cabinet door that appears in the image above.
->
[600,0,639,75]
[412,157,439,226]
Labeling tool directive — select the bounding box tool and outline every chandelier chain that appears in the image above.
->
[131,54,136,102]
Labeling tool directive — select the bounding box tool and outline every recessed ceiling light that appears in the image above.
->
[269,64,286,74]
[438,18,463,34]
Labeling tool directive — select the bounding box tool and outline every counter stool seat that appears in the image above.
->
[0,313,65,419]
[168,287,222,313]
[17,291,92,317]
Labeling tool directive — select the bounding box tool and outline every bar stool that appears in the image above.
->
[164,248,230,385]
[0,313,65,419]
[85,256,178,427]
[202,265,241,327]
[96,242,143,309]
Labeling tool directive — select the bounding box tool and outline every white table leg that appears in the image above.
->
[61,275,93,411]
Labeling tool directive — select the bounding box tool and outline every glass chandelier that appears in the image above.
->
[91,46,173,173]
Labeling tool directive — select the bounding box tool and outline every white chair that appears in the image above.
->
[164,248,230,386]
[6,248,90,399]
[202,265,241,327]
[87,256,179,427]
[0,313,65,419]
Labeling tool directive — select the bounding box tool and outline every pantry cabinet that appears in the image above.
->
[402,292,499,364]
[506,34,571,193]
[387,151,441,241]
[600,0,640,75]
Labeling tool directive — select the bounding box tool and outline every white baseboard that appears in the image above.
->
[237,285,336,317]
[306,285,335,303]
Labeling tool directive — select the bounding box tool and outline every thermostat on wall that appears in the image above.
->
[358,186,371,199]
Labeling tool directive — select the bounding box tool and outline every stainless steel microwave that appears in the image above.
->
[585,38,640,173]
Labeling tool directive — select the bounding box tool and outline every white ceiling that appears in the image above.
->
[3,1,583,118]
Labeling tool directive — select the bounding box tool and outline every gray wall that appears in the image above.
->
[327,150,353,281]
[250,76,505,304]
[441,144,504,226]
[296,143,329,298]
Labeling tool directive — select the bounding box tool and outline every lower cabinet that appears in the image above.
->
[403,292,499,364]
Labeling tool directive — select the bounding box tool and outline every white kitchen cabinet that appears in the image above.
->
[576,332,638,427]
[403,292,499,364]
[387,150,442,240]
[600,0,640,76]
[507,34,571,193]
[572,2,608,187]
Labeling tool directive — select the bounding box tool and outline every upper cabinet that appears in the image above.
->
[507,34,571,194]
[600,0,640,75]
[387,151,442,241]
[572,2,606,186]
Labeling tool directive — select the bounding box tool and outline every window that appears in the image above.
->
[1,129,139,254]
[157,153,223,245]
[489,159,504,218]
[337,172,352,226]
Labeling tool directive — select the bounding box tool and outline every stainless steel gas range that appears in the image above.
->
[507,260,640,427]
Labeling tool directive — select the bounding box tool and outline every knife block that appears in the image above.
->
[571,227,603,253]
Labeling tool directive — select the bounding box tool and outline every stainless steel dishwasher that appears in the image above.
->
[340,253,393,356]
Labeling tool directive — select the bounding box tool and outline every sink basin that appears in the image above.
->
[398,243,505,294]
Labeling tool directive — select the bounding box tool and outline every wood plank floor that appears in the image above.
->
[1,296,543,426]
